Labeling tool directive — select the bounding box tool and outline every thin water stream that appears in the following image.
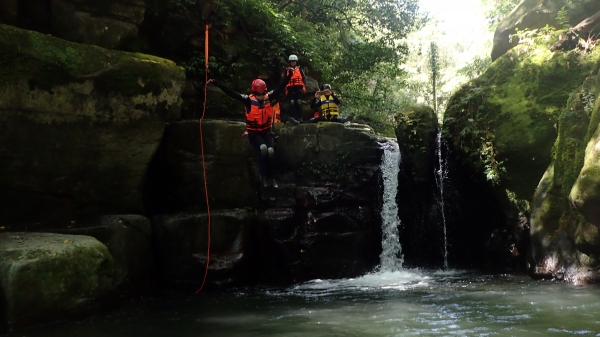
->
[434,130,449,269]
[7,142,600,337]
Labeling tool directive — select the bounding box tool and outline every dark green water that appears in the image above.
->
[9,270,600,337]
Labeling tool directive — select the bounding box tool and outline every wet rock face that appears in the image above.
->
[393,104,442,268]
[259,205,381,283]
[0,233,114,332]
[153,210,255,288]
[147,120,384,286]
[0,0,145,49]
[0,24,185,224]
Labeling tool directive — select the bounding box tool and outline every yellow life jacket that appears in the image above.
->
[319,95,339,118]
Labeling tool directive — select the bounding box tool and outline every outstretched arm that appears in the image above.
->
[208,79,249,104]
[269,71,294,97]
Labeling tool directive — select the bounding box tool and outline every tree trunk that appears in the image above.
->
[551,10,600,51]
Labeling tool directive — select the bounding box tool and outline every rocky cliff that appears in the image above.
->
[0,22,393,332]
[446,15,600,282]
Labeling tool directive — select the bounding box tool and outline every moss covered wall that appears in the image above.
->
[445,38,600,202]
[0,23,185,224]
[444,27,600,280]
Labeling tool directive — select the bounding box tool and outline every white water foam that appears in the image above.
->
[379,142,403,272]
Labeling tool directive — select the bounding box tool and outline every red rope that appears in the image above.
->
[195,24,211,294]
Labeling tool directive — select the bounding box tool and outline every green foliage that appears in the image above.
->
[509,25,556,46]
[428,41,440,111]
[272,0,423,54]
[273,0,423,123]
[150,0,304,86]
[556,6,570,29]
[480,138,505,184]
[458,55,492,80]
[445,37,600,198]
[149,0,422,123]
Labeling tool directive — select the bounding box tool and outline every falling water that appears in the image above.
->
[434,130,449,269]
[379,141,403,272]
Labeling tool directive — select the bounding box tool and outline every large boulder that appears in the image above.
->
[393,105,445,267]
[147,120,383,213]
[492,0,600,61]
[445,38,600,202]
[148,119,385,286]
[0,24,185,224]
[0,232,114,332]
[394,104,438,184]
[52,0,145,49]
[0,0,145,49]
[48,215,154,291]
[530,70,600,283]
[145,120,258,214]
[444,29,600,274]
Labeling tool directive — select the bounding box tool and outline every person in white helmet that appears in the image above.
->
[285,54,306,122]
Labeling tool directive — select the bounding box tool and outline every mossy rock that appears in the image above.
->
[0,23,183,99]
[570,76,600,226]
[445,40,600,201]
[529,70,600,280]
[49,215,154,291]
[0,232,114,331]
[0,24,185,223]
[394,104,438,183]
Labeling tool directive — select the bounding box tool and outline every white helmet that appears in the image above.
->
[288,54,298,61]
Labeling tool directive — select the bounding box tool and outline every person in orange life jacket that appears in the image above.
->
[208,74,292,188]
[285,54,306,121]
[288,83,353,125]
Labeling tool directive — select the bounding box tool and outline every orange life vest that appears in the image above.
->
[286,67,304,87]
[245,94,273,131]
[273,102,281,123]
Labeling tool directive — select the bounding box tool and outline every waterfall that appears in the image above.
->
[379,141,403,272]
[434,130,449,269]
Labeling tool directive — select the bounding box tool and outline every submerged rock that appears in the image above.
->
[0,232,114,332]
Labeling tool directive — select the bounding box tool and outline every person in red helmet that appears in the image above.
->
[208,73,292,188]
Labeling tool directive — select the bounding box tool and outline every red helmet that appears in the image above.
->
[251,79,267,93]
